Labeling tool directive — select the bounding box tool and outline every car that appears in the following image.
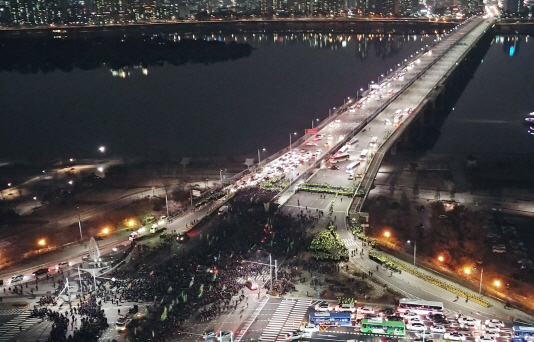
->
[245,280,258,291]
[386,315,404,322]
[305,141,317,146]
[176,231,190,243]
[406,316,424,324]
[202,329,217,339]
[458,316,481,326]
[483,330,500,338]
[444,332,467,341]
[358,306,375,314]
[32,268,49,276]
[335,303,356,313]
[430,324,446,334]
[484,319,504,328]
[484,323,501,333]
[400,311,419,319]
[113,244,127,252]
[379,307,396,316]
[285,331,304,341]
[348,174,354,180]
[299,323,319,333]
[11,275,23,283]
[428,313,448,324]
[314,302,332,312]
[219,330,233,342]
[330,165,340,170]
[56,261,71,269]
[115,315,130,331]
[476,335,496,342]
[93,235,103,241]
[407,322,426,332]
[416,329,434,338]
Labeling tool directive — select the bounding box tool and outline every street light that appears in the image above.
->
[38,239,46,246]
[383,231,390,238]
[407,240,416,266]
[464,268,471,275]
[77,206,83,241]
[289,132,297,150]
[494,280,500,288]
[98,146,106,153]
[438,255,444,262]
[357,88,363,99]
[311,118,319,129]
[219,169,224,185]
[101,227,109,235]
[257,148,266,165]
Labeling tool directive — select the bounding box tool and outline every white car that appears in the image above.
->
[115,315,130,331]
[407,322,426,332]
[405,316,424,324]
[483,330,500,338]
[476,335,496,342]
[444,332,467,341]
[416,329,434,338]
[335,303,356,313]
[299,323,319,333]
[401,311,419,319]
[11,275,23,283]
[484,319,504,328]
[430,324,446,334]
[484,323,501,333]
[285,331,303,341]
[458,316,481,326]
[358,306,375,314]
[314,302,331,312]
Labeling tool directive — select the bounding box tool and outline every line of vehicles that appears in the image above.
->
[280,299,526,342]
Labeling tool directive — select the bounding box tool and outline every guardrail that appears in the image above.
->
[351,17,491,214]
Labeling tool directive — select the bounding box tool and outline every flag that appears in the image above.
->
[212,273,217,282]
[198,284,204,298]
[168,286,173,293]
[192,190,201,197]
[305,128,317,134]
[160,306,167,321]
[189,277,194,288]
[222,284,226,292]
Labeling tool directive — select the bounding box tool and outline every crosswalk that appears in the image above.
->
[342,238,359,247]
[259,299,313,341]
[236,268,272,285]
[277,300,312,342]
[0,309,29,315]
[0,311,42,341]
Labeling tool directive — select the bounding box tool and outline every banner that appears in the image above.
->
[192,190,201,197]
[305,128,317,135]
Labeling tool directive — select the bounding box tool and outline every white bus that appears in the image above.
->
[337,145,349,154]
[397,299,444,315]
[369,136,378,148]
[359,149,369,161]
[346,161,360,173]
[331,153,350,163]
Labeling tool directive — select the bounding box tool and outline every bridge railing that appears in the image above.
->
[349,17,492,215]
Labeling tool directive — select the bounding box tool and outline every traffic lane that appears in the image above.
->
[348,254,516,323]
[283,192,333,217]
[241,298,284,341]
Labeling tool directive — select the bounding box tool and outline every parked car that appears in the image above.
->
[56,261,71,269]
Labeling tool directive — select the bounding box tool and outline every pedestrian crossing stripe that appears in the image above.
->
[342,238,359,247]
[0,309,29,315]
[0,311,41,339]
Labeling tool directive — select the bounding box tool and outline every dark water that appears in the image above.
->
[430,35,534,156]
[0,33,434,162]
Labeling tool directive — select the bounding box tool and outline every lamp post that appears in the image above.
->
[407,240,416,266]
[77,206,83,241]
[312,118,319,129]
[257,148,266,165]
[357,88,363,99]
[289,132,297,150]
[479,268,484,294]
[219,169,223,186]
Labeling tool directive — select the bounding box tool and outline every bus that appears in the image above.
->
[346,161,360,173]
[331,153,350,163]
[513,326,534,341]
[337,145,349,154]
[309,312,351,327]
[359,149,369,161]
[361,318,405,336]
[397,299,444,315]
